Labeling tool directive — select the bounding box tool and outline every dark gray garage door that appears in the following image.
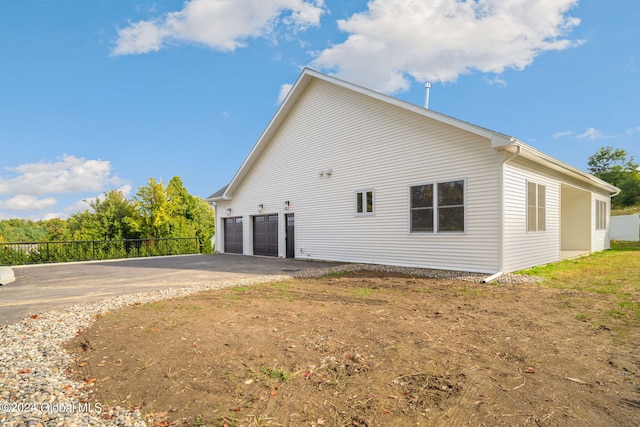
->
[224,217,243,254]
[253,214,278,257]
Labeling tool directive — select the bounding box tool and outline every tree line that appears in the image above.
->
[0,176,215,252]
[588,146,640,209]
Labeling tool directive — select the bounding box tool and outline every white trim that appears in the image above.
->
[354,189,375,216]
[526,180,546,233]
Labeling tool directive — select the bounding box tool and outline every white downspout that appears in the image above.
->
[483,145,521,283]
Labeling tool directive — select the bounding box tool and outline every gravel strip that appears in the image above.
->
[0,263,540,426]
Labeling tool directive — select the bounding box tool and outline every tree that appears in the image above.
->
[68,190,139,240]
[130,177,215,248]
[131,178,172,239]
[587,146,640,208]
[42,218,70,241]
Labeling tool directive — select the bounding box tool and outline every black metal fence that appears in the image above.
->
[0,238,201,266]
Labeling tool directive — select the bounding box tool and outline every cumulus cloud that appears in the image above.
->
[311,0,582,93]
[0,155,126,219]
[277,83,294,104]
[0,195,57,211]
[112,0,326,55]
[0,155,122,197]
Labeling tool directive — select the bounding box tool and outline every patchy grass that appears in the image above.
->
[520,241,640,320]
[612,204,640,216]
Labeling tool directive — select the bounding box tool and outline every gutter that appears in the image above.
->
[483,145,521,284]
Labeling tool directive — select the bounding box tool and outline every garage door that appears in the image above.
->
[224,217,243,254]
[253,214,278,257]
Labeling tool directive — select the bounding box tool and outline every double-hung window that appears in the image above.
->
[410,180,465,233]
[527,181,546,232]
[355,190,374,215]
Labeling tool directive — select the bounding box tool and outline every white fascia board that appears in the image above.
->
[498,141,620,194]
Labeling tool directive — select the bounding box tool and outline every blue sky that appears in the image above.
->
[1,0,638,220]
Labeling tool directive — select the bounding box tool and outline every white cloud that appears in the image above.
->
[0,155,122,197]
[553,130,574,139]
[0,195,57,211]
[311,0,582,93]
[112,0,326,55]
[577,127,610,140]
[277,83,294,104]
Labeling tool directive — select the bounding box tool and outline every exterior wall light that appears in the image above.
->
[226,208,232,216]
[284,201,290,211]
[258,204,264,213]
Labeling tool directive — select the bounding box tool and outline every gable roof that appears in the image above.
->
[208,68,618,201]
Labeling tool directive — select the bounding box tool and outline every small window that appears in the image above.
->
[410,180,465,233]
[356,190,374,215]
[527,181,546,232]
[596,200,607,230]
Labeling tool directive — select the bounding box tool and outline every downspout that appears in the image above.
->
[483,145,521,283]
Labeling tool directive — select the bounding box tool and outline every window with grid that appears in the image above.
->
[410,180,464,233]
[527,181,546,232]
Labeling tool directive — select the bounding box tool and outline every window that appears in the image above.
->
[356,190,374,215]
[527,181,546,232]
[596,200,607,230]
[410,180,465,233]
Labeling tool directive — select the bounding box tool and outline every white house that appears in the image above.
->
[207,68,619,279]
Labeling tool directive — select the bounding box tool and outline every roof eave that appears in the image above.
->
[497,141,620,195]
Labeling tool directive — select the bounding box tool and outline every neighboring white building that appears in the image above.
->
[207,68,619,277]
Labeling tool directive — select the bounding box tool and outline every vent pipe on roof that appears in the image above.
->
[424,82,431,109]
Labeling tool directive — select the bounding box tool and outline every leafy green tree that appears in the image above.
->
[42,218,70,241]
[131,178,173,239]
[0,219,47,242]
[1,175,214,256]
[587,146,640,208]
[67,190,139,240]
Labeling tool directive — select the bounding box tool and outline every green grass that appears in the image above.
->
[260,367,293,381]
[519,241,640,320]
[353,287,377,299]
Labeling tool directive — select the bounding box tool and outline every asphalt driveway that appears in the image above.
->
[0,254,342,326]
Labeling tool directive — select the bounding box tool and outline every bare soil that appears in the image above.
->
[67,271,640,426]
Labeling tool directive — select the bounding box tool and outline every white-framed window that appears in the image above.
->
[596,200,607,230]
[410,179,465,233]
[355,190,374,215]
[527,181,546,232]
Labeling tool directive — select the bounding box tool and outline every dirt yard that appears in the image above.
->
[67,271,640,426]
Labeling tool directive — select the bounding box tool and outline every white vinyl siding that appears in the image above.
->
[217,79,502,272]
[504,157,613,272]
[504,159,560,272]
[592,194,611,251]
